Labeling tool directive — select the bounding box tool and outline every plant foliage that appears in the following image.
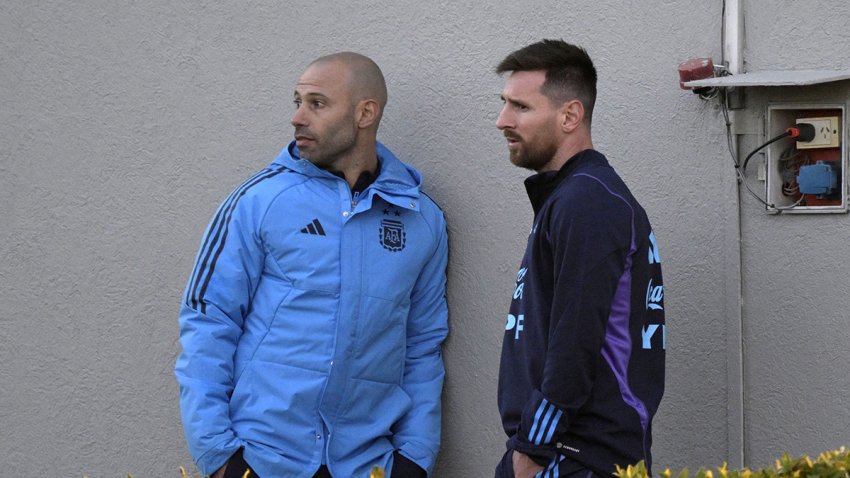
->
[615,448,850,478]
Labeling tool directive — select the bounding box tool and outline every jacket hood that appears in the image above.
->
[272,141,423,202]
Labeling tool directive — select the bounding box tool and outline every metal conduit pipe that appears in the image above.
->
[723,0,746,469]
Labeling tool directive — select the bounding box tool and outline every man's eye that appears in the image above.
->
[311,101,324,108]
[293,99,302,107]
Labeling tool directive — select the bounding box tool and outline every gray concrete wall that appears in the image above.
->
[2,1,820,476]
[734,0,850,468]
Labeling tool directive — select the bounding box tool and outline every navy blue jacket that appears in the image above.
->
[498,150,665,477]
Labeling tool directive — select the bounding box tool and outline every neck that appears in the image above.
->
[538,131,593,173]
[329,137,379,189]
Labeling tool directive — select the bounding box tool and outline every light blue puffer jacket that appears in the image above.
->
[175,141,449,478]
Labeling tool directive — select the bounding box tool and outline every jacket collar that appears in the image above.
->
[524,149,607,215]
[273,141,423,212]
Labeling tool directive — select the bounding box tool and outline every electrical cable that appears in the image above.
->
[723,108,817,210]
[774,194,805,210]
[741,123,815,171]
[721,92,773,208]
[741,131,790,171]
[778,147,810,197]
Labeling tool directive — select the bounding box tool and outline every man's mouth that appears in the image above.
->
[295,133,315,147]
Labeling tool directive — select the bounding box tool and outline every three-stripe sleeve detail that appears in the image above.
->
[185,166,286,313]
[528,399,564,445]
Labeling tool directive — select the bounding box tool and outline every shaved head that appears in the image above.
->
[291,52,388,174]
[309,52,388,111]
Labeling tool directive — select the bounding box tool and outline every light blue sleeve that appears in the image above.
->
[174,182,267,476]
[391,210,450,476]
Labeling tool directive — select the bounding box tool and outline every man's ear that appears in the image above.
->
[356,99,381,129]
[559,100,585,133]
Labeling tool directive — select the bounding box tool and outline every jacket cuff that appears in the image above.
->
[507,435,557,465]
[392,451,427,478]
[518,389,566,447]
[196,438,242,477]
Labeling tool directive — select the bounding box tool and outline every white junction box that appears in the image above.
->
[765,104,847,213]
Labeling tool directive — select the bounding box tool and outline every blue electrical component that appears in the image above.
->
[797,161,839,195]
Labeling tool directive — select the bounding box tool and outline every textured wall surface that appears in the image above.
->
[735,0,850,467]
[736,84,850,468]
[2,1,742,476]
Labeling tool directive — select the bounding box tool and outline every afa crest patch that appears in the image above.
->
[379,218,405,252]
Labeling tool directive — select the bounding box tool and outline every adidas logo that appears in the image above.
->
[300,219,326,236]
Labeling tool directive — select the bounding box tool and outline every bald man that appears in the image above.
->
[176,52,449,478]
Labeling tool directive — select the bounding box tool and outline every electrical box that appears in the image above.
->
[764,105,846,213]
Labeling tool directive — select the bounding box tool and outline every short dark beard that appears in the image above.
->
[510,137,559,172]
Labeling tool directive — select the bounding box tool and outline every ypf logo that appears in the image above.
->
[505,314,524,340]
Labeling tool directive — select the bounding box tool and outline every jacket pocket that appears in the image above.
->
[230,360,327,455]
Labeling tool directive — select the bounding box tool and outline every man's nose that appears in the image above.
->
[291,106,307,127]
[495,105,512,130]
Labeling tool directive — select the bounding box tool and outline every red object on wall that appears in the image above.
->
[677,58,715,89]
